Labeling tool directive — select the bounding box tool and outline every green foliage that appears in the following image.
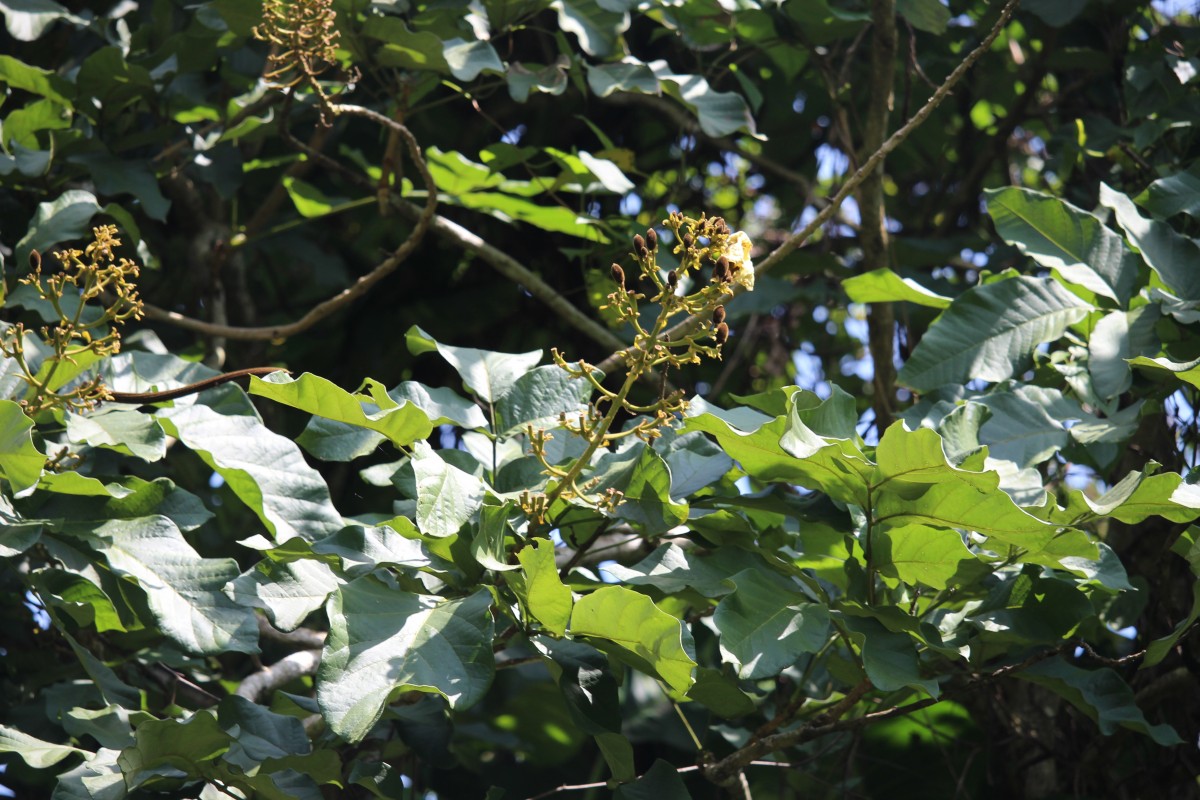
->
[2,0,1199,797]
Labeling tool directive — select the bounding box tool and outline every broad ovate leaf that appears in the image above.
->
[898,276,1090,392]
[569,586,696,694]
[318,580,494,742]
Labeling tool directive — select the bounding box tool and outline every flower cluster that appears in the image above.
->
[0,225,144,415]
[253,0,356,122]
[522,213,755,522]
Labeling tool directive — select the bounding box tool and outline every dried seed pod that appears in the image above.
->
[667,269,678,288]
[610,263,625,288]
[633,233,645,252]
[646,228,657,249]
[714,322,730,346]
[712,305,726,325]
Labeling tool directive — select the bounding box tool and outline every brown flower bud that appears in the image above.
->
[712,305,726,325]
[682,233,694,249]
[667,269,678,288]
[714,322,729,346]
[646,228,657,249]
[633,234,645,252]
[715,256,731,283]
[29,250,40,270]
[610,263,625,288]
[638,245,649,259]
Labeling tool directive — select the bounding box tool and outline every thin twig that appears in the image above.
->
[595,0,1020,376]
[137,102,438,341]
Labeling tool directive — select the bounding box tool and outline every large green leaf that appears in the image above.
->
[896,0,950,33]
[493,364,593,436]
[684,394,871,507]
[227,558,341,632]
[1128,354,1200,389]
[0,398,43,496]
[318,580,495,742]
[897,277,1090,392]
[1137,164,1200,220]
[871,424,1058,549]
[842,616,940,696]
[411,441,487,537]
[601,543,766,597]
[569,586,696,694]
[843,268,952,308]
[1087,305,1160,399]
[65,407,167,462]
[713,569,829,679]
[0,53,73,105]
[442,38,504,81]
[1102,182,1200,302]
[551,0,628,57]
[516,538,573,636]
[250,372,434,447]
[158,403,344,542]
[0,724,87,768]
[93,515,258,654]
[1019,660,1182,745]
[14,189,100,263]
[406,325,541,405]
[985,187,1139,304]
[875,524,987,589]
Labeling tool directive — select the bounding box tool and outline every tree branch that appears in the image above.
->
[236,649,322,702]
[860,0,898,432]
[137,103,437,341]
[596,0,1020,376]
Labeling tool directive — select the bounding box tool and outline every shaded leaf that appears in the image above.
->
[714,569,829,679]
[1019,660,1182,745]
[318,580,494,741]
[158,403,345,543]
[570,586,696,694]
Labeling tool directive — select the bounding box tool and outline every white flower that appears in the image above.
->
[722,230,755,292]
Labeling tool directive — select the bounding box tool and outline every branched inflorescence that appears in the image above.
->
[521,213,755,522]
[0,225,144,415]
[253,0,356,123]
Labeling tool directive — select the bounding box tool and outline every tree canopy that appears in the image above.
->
[1,0,1199,797]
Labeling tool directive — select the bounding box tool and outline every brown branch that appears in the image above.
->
[257,616,327,650]
[107,367,288,404]
[860,0,898,431]
[235,649,322,703]
[705,635,1064,787]
[137,103,437,342]
[390,198,630,357]
[596,0,1020,376]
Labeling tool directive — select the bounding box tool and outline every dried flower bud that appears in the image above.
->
[646,228,657,249]
[667,269,678,288]
[633,234,645,252]
[713,305,726,325]
[638,245,649,259]
[682,233,694,249]
[610,263,625,288]
[28,250,40,271]
[714,322,729,346]
[715,256,731,283]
